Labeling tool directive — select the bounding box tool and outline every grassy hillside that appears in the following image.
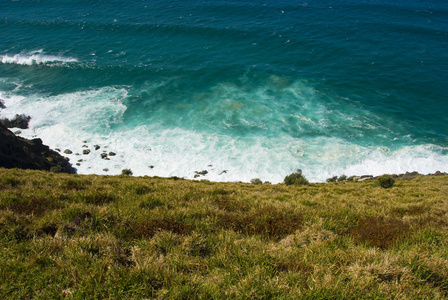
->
[1,168,447,299]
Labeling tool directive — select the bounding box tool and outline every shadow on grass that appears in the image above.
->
[351,216,410,249]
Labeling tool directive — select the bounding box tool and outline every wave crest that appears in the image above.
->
[0,50,78,66]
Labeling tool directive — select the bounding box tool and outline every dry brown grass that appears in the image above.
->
[219,206,302,240]
[351,216,411,249]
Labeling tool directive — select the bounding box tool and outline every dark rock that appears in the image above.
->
[64,149,73,154]
[355,175,374,181]
[83,140,87,143]
[0,100,5,109]
[0,114,31,129]
[195,170,208,176]
[55,148,61,152]
[101,153,108,159]
[346,176,357,181]
[194,174,200,178]
[77,159,83,162]
[400,171,422,180]
[82,145,88,148]
[82,149,90,155]
[0,122,76,173]
[219,170,228,175]
[103,168,109,172]
[149,165,154,169]
[109,152,116,156]
[94,145,100,150]
[431,171,447,176]
[76,163,81,166]
[14,130,21,135]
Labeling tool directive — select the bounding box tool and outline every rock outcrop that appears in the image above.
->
[0,122,76,173]
[0,114,31,129]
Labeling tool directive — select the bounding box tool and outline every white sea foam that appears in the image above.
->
[2,83,447,183]
[0,50,77,66]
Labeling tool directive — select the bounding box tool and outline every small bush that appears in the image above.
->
[121,169,133,176]
[250,178,263,185]
[378,175,395,188]
[337,175,347,182]
[284,169,309,186]
[326,176,338,183]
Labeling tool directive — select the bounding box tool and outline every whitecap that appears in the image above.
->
[0,50,78,66]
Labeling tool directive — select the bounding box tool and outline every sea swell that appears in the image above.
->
[1,0,447,182]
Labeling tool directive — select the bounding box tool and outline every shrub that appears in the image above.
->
[337,175,347,182]
[326,176,337,183]
[250,178,263,185]
[378,175,395,188]
[121,169,133,176]
[284,169,309,186]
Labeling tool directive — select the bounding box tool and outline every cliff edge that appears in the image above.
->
[0,122,76,173]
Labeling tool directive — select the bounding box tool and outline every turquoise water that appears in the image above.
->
[1,0,447,182]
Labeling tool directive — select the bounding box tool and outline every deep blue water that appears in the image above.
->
[1,0,447,182]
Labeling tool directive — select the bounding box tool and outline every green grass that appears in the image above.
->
[1,168,448,299]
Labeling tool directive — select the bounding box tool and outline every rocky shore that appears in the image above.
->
[0,122,76,173]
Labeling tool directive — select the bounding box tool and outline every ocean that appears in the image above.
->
[1,0,447,183]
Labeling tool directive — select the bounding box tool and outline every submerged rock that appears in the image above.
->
[64,149,73,154]
[94,145,100,150]
[82,149,91,155]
